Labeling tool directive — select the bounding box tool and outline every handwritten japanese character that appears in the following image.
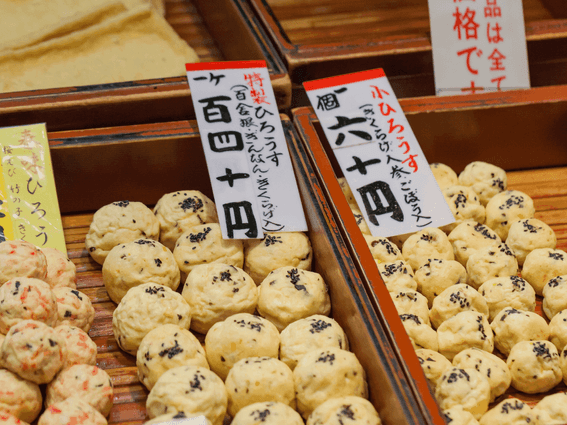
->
[223,201,258,238]
[199,96,232,123]
[316,87,347,111]
[488,48,506,70]
[378,102,396,116]
[328,116,370,146]
[378,141,391,152]
[357,181,404,226]
[31,202,46,219]
[217,168,250,188]
[487,22,503,43]
[263,219,284,232]
[236,103,253,115]
[27,178,42,195]
[453,7,480,40]
[390,165,410,179]
[259,122,275,134]
[240,117,257,128]
[387,118,404,135]
[461,80,484,94]
[457,46,482,75]
[244,72,264,88]
[231,84,248,101]
[267,151,283,166]
[255,106,275,119]
[252,164,269,174]
[490,75,506,90]
[345,156,381,176]
[398,141,410,154]
[193,72,225,86]
[35,226,48,245]
[359,104,375,116]
[370,85,390,100]
[208,131,244,152]
[402,154,419,173]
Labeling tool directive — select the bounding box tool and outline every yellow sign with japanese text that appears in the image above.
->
[0,124,66,253]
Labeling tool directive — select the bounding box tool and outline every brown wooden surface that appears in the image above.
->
[264,0,555,46]
[0,0,291,131]
[250,0,567,102]
[292,106,567,415]
[50,118,438,425]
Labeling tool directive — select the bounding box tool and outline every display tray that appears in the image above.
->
[250,0,567,105]
[0,0,290,132]
[47,117,443,424]
[292,104,567,415]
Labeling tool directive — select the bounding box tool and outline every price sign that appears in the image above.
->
[428,0,530,96]
[304,69,454,237]
[186,61,307,240]
[0,123,66,252]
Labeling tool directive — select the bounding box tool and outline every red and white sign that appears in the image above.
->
[187,61,307,240]
[304,69,454,238]
[428,0,530,96]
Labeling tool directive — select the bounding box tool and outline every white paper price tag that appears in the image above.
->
[304,69,454,237]
[428,0,530,96]
[186,61,307,240]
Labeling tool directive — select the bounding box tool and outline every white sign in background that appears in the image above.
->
[304,69,454,238]
[428,0,530,96]
[187,61,307,240]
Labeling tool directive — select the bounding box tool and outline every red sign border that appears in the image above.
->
[185,61,267,72]
[303,68,386,91]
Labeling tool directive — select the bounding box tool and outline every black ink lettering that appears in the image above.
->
[223,201,258,238]
[357,181,404,226]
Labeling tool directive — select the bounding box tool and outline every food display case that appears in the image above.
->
[0,0,291,132]
[4,0,567,423]
[291,92,567,415]
[45,117,442,424]
[249,0,567,105]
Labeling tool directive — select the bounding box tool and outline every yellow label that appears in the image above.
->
[0,124,66,253]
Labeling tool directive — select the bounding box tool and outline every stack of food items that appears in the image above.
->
[342,161,567,424]
[0,240,112,425]
[84,191,382,424]
[0,0,198,93]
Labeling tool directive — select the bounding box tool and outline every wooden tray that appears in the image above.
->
[291,103,567,415]
[47,117,443,424]
[0,0,290,132]
[250,0,567,106]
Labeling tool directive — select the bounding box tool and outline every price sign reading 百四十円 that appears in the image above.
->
[187,61,307,240]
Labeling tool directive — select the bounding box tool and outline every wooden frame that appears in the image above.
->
[47,117,442,424]
[292,92,567,414]
[249,0,567,104]
[0,0,291,132]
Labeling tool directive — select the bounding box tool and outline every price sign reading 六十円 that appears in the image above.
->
[428,0,530,96]
[187,60,307,240]
[0,123,66,253]
[304,69,455,238]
